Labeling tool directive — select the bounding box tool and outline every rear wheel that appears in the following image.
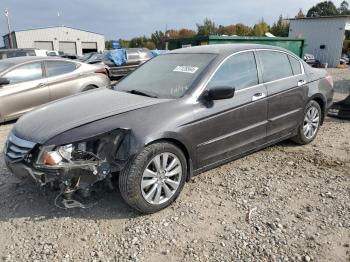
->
[292,100,322,145]
[119,142,187,213]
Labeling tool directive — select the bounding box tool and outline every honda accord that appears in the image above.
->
[4,44,334,213]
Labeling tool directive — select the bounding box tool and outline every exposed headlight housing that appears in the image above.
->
[37,142,96,166]
[35,129,128,168]
[41,151,63,166]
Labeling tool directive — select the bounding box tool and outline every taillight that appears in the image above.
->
[95,68,108,76]
[325,75,333,87]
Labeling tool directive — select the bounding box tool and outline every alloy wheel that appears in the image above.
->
[141,152,182,205]
[303,106,320,139]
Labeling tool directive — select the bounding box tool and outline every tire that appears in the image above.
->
[119,142,187,213]
[82,85,97,92]
[292,100,322,145]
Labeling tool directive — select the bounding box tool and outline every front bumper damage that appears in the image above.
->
[4,129,131,208]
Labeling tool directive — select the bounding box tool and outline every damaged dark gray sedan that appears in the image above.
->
[4,44,334,213]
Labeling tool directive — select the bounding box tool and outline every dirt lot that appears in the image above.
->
[0,70,350,262]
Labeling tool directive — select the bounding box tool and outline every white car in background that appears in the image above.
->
[0,56,110,123]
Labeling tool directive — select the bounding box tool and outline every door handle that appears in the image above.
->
[298,80,306,87]
[36,83,46,88]
[252,92,266,101]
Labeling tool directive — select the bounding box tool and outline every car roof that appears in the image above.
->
[0,56,64,64]
[169,44,289,55]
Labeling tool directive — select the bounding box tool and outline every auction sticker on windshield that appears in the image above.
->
[173,66,199,74]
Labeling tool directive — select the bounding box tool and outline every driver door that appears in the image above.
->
[192,51,268,169]
[0,61,49,121]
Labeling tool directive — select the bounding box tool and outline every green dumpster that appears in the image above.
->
[168,36,305,58]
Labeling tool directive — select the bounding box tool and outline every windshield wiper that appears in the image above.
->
[126,89,158,98]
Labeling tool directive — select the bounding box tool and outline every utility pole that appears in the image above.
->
[165,24,169,50]
[4,8,13,48]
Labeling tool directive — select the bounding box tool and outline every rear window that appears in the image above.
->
[259,51,293,82]
[288,55,302,75]
[46,61,77,77]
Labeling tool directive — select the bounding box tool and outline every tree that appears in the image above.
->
[217,25,236,36]
[144,41,156,50]
[119,39,130,48]
[105,40,112,50]
[166,29,180,39]
[338,0,350,14]
[151,30,166,49]
[235,23,252,36]
[129,36,149,48]
[197,18,218,36]
[306,1,338,17]
[270,15,290,37]
[295,8,305,18]
[252,19,269,36]
[178,28,196,38]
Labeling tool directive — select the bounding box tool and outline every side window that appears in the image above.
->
[259,51,293,82]
[208,51,258,91]
[288,55,302,75]
[46,61,77,77]
[3,62,43,84]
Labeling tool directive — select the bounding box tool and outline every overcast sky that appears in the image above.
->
[0,0,344,41]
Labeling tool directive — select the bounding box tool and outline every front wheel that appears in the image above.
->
[119,142,187,213]
[292,100,322,145]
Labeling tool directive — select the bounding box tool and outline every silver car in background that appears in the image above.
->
[0,56,110,123]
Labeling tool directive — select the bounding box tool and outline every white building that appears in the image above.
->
[289,16,350,67]
[3,26,105,56]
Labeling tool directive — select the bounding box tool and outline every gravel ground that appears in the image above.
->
[0,70,349,262]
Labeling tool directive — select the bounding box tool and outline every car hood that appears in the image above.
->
[13,88,169,144]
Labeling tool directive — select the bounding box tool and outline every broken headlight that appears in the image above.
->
[37,142,100,166]
[35,129,128,169]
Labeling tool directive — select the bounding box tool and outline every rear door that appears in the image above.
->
[44,60,81,100]
[0,62,49,120]
[193,51,268,169]
[257,50,308,141]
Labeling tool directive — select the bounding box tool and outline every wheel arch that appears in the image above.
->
[82,84,98,92]
[309,94,326,124]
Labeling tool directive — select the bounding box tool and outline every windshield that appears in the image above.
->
[115,53,216,99]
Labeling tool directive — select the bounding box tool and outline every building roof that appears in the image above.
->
[289,15,350,21]
[169,43,288,55]
[3,25,104,37]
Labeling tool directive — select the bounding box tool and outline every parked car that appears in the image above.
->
[328,95,350,119]
[0,48,36,59]
[340,54,350,65]
[0,56,110,122]
[303,53,322,68]
[4,44,333,213]
[0,48,67,59]
[80,52,103,64]
[46,50,64,57]
[82,48,153,79]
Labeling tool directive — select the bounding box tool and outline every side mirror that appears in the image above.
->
[0,77,10,86]
[205,86,235,100]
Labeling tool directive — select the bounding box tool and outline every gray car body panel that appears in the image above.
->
[8,44,333,177]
